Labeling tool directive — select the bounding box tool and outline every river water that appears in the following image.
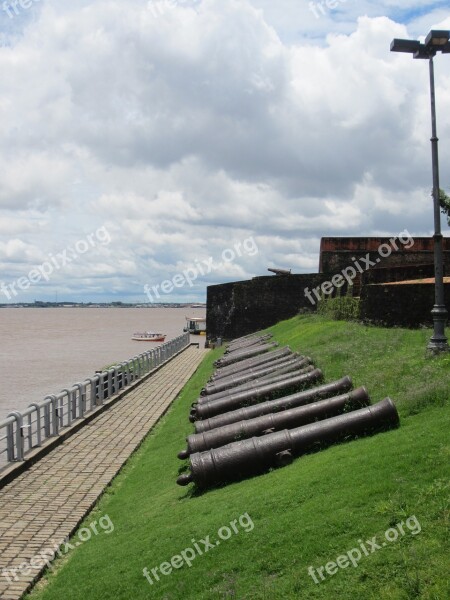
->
[0,307,206,421]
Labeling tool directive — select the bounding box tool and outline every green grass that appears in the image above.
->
[26,316,450,600]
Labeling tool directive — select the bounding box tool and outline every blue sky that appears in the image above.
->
[0,0,449,303]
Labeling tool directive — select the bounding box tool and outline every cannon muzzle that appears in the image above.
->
[179,387,370,457]
[178,398,400,487]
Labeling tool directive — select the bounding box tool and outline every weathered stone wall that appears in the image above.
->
[361,263,438,286]
[207,274,331,340]
[319,237,450,273]
[207,236,450,338]
[360,282,450,327]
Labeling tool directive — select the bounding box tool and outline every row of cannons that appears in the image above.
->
[177,332,400,488]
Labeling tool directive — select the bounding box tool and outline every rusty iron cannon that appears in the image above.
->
[203,349,303,392]
[179,387,370,458]
[222,336,273,355]
[210,347,293,381]
[194,376,353,433]
[196,364,316,406]
[200,357,313,399]
[177,398,400,487]
[214,342,279,368]
[189,369,323,422]
[226,331,269,348]
[225,334,273,353]
[202,354,307,395]
[268,268,291,276]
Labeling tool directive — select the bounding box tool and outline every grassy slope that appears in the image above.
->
[26,316,450,600]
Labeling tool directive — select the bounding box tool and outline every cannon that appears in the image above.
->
[268,268,291,276]
[210,347,293,381]
[202,354,307,396]
[189,369,323,422]
[221,339,274,358]
[226,331,269,349]
[200,358,313,400]
[177,398,400,487]
[179,387,370,458]
[196,364,315,406]
[211,346,292,378]
[257,360,315,382]
[225,334,273,353]
[194,376,353,433]
[214,342,279,368]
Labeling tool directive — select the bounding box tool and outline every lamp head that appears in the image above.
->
[425,30,450,48]
[390,39,421,53]
[391,31,450,59]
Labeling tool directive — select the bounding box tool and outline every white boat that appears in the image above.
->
[132,332,166,342]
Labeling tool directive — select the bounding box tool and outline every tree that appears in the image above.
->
[438,188,450,226]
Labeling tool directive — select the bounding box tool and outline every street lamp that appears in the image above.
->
[391,30,450,353]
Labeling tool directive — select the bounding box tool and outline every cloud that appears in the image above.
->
[0,0,449,301]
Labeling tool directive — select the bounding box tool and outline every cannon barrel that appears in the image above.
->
[268,268,291,276]
[177,398,400,486]
[190,369,323,422]
[210,347,292,381]
[199,358,312,401]
[214,342,279,368]
[204,353,300,392]
[225,334,273,352]
[226,331,268,348]
[202,354,306,396]
[220,340,275,359]
[179,387,370,458]
[194,376,353,433]
[196,364,315,406]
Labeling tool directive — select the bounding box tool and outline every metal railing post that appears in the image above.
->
[62,389,73,426]
[73,383,85,419]
[7,412,24,462]
[29,403,42,447]
[6,420,14,462]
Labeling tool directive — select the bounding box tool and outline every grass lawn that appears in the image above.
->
[26,315,450,600]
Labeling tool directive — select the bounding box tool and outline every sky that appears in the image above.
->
[0,0,449,303]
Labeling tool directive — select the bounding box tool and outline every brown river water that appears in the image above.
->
[0,307,206,421]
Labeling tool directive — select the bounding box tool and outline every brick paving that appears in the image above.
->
[0,346,208,600]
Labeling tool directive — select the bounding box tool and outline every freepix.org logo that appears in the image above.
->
[0,226,112,301]
[2,514,114,583]
[2,0,40,19]
[142,513,255,586]
[143,237,259,303]
[307,515,422,584]
[304,230,415,306]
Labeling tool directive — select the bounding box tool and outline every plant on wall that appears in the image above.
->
[438,188,450,225]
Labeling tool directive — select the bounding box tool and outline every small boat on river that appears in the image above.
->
[132,332,166,342]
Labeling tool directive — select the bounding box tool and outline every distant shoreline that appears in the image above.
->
[0,303,206,309]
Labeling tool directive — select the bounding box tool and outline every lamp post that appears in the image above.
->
[391,30,450,353]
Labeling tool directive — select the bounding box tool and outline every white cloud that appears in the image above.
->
[0,0,449,301]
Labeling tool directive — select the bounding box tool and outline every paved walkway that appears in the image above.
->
[0,346,208,600]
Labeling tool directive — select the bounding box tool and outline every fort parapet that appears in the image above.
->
[207,236,450,339]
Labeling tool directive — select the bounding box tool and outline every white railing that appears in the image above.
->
[0,332,190,473]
